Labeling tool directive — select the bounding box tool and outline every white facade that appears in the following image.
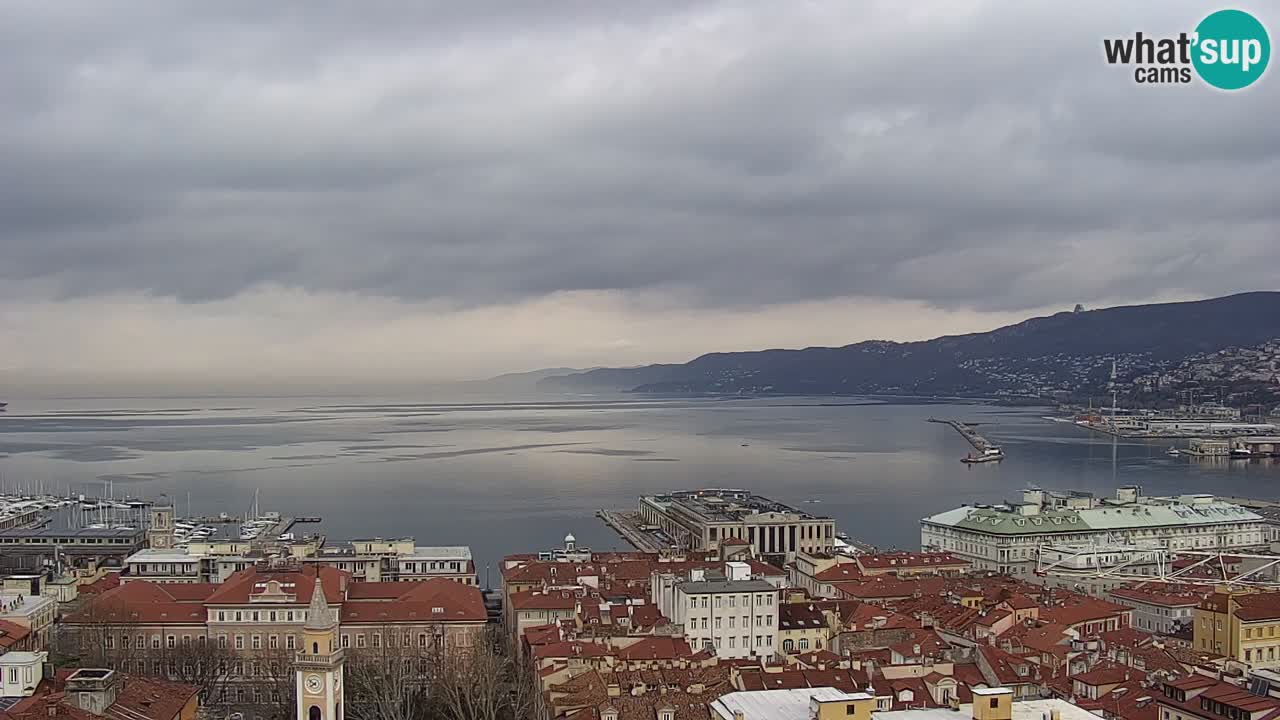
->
[0,651,46,698]
[651,563,778,659]
[921,490,1267,577]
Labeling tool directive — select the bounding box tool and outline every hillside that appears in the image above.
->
[537,292,1280,399]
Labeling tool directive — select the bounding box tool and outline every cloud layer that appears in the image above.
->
[2,1,1277,390]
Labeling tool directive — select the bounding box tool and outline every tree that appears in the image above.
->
[430,625,536,720]
[343,624,436,720]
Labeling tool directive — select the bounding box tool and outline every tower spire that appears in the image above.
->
[305,575,335,631]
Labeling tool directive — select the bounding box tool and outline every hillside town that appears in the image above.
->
[4,487,1280,720]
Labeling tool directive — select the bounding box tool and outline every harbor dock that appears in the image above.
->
[597,509,670,552]
[928,417,995,451]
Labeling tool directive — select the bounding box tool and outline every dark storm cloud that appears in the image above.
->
[1,1,1277,312]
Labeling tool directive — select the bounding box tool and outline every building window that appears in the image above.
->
[269,635,279,649]
[235,635,245,650]
[990,699,999,709]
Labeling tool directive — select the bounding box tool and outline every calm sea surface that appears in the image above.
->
[3,394,1279,578]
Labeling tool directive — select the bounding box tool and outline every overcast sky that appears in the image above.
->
[2,1,1277,394]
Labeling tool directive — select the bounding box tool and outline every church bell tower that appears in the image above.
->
[296,576,344,720]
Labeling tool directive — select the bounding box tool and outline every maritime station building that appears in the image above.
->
[920,486,1267,577]
[638,489,835,564]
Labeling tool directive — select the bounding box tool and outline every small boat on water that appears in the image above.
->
[962,447,1005,464]
[1166,447,1181,456]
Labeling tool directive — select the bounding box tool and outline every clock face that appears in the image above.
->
[305,674,324,694]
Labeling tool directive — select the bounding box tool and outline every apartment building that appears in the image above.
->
[638,490,835,564]
[0,593,55,651]
[1194,590,1280,668]
[921,488,1266,576]
[651,561,779,659]
[1109,584,1204,635]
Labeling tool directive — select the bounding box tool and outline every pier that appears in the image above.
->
[928,417,998,453]
[597,509,671,552]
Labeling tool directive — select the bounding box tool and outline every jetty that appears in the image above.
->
[928,417,1005,462]
[597,509,670,552]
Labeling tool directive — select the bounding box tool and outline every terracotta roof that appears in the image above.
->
[531,640,612,661]
[0,619,31,649]
[342,578,486,623]
[1040,596,1130,629]
[720,537,749,546]
[1073,664,1131,686]
[66,582,208,625]
[510,590,578,611]
[615,637,694,661]
[204,565,347,605]
[1110,584,1207,607]
[814,565,864,582]
[4,673,199,720]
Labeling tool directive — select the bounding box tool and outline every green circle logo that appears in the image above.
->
[1192,9,1270,90]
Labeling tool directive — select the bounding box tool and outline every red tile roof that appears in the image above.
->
[510,590,578,611]
[615,637,694,661]
[342,578,486,623]
[204,565,347,605]
[0,619,31,649]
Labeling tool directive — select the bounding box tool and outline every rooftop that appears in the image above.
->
[880,699,1099,720]
[924,493,1260,536]
[676,576,778,595]
[710,688,871,720]
[645,489,828,523]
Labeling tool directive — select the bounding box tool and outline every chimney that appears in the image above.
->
[972,689,1013,720]
[733,711,745,720]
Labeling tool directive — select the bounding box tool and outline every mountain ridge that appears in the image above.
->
[536,292,1280,399]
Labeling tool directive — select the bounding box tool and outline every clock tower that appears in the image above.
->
[296,575,344,720]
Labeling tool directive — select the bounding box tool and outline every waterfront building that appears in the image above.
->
[0,526,145,574]
[305,539,477,584]
[123,538,477,586]
[921,487,1266,576]
[638,489,835,564]
[650,561,779,660]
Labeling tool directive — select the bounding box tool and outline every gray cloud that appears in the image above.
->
[1,1,1277,387]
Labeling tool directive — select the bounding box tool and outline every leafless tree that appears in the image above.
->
[431,626,536,720]
[343,624,436,720]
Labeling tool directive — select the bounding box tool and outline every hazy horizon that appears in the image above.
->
[2,2,1276,394]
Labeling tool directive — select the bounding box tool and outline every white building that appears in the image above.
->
[651,561,778,660]
[639,490,835,563]
[1036,543,1167,596]
[0,651,46,698]
[0,593,56,650]
[921,487,1266,576]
